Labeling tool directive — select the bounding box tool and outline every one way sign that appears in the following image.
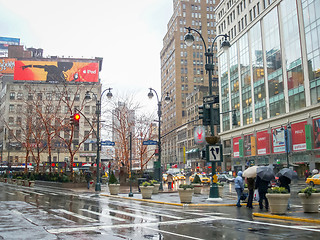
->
[207,144,223,162]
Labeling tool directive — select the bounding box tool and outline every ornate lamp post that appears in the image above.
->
[84,88,113,192]
[148,88,171,190]
[184,27,230,199]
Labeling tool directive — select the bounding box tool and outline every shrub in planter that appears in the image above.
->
[140,181,154,199]
[108,171,120,195]
[150,180,160,194]
[192,175,203,194]
[298,186,320,213]
[178,184,194,203]
[266,187,290,215]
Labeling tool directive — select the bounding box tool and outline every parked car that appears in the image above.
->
[306,174,320,186]
[218,174,235,183]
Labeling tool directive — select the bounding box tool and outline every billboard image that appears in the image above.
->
[291,121,307,151]
[14,60,99,83]
[272,127,285,153]
[257,130,270,155]
[233,136,241,158]
[313,118,320,149]
[0,58,15,74]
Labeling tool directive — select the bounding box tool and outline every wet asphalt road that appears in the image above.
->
[0,182,319,240]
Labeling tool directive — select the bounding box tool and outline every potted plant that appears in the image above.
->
[29,173,35,187]
[108,171,120,195]
[192,174,203,194]
[178,184,194,203]
[151,180,160,194]
[140,181,154,199]
[298,186,320,213]
[3,173,8,183]
[266,187,290,214]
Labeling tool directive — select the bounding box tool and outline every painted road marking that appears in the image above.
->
[48,215,320,235]
[107,208,157,222]
[79,209,126,222]
[143,226,205,240]
[5,192,15,195]
[53,209,98,222]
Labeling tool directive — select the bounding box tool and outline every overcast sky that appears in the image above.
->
[0,0,173,114]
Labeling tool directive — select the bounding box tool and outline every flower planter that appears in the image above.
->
[266,193,290,214]
[152,184,160,194]
[108,184,120,195]
[192,184,203,194]
[4,178,8,183]
[23,180,29,186]
[178,188,194,203]
[12,179,17,184]
[17,179,23,185]
[140,186,154,199]
[298,193,320,213]
[29,181,35,187]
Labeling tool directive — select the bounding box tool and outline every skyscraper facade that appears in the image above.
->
[161,0,220,168]
[216,0,320,175]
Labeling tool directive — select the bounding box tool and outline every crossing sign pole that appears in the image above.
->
[206,144,223,199]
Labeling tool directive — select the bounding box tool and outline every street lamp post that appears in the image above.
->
[281,124,291,168]
[148,88,171,190]
[185,27,230,199]
[85,88,113,192]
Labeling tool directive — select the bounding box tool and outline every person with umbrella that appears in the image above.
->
[277,168,297,210]
[255,166,275,211]
[243,166,258,209]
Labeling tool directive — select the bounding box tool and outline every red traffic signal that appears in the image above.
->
[73,113,80,126]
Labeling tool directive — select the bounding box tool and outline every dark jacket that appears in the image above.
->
[255,176,269,193]
[246,177,255,190]
[279,175,291,193]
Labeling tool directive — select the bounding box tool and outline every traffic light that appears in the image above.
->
[70,115,74,125]
[198,105,210,126]
[73,113,80,127]
[232,111,237,126]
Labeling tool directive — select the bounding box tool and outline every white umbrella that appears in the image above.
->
[243,166,258,178]
[312,169,319,174]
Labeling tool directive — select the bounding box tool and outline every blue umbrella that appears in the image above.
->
[276,168,298,180]
[257,166,275,181]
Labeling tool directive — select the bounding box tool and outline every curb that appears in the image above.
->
[100,194,258,207]
[252,212,320,224]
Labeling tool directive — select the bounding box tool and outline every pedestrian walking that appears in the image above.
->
[279,175,291,209]
[234,171,244,207]
[255,175,270,211]
[85,171,92,189]
[246,177,255,209]
[167,173,173,190]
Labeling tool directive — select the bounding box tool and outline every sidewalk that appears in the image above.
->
[97,185,320,225]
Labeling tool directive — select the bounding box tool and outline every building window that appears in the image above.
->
[9,104,15,112]
[10,92,15,100]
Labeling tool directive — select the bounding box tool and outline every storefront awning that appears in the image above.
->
[186,148,199,154]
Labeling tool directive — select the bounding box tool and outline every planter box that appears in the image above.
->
[29,181,35,187]
[140,186,154,199]
[4,178,7,183]
[192,184,203,194]
[178,188,194,203]
[108,184,120,195]
[298,193,320,213]
[266,193,290,215]
[152,184,160,194]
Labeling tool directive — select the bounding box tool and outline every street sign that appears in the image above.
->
[101,140,115,146]
[143,140,158,145]
[207,144,223,162]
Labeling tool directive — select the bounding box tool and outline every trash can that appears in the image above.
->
[137,178,147,192]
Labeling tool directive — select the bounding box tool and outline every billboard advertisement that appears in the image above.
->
[272,127,286,153]
[194,126,206,145]
[313,118,320,149]
[0,37,20,57]
[14,60,99,83]
[233,136,241,158]
[256,130,270,155]
[0,58,15,74]
[244,134,253,156]
[291,121,307,152]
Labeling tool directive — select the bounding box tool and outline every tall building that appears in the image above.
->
[216,0,320,176]
[0,46,103,169]
[161,0,220,169]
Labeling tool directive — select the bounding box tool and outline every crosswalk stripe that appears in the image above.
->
[53,209,98,222]
[79,209,126,222]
